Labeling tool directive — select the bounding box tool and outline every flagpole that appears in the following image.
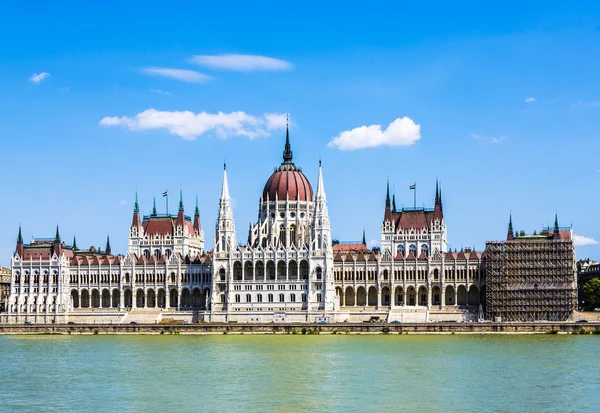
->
[166,193,169,215]
[413,182,416,209]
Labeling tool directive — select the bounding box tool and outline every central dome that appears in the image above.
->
[262,127,314,202]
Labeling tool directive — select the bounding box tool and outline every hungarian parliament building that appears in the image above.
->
[4,128,493,324]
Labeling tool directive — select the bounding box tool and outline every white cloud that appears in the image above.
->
[573,234,599,246]
[100,109,287,140]
[150,89,173,96]
[525,97,536,103]
[265,113,288,130]
[328,117,421,151]
[189,54,293,71]
[472,133,506,144]
[368,239,379,248]
[119,200,128,205]
[140,67,211,83]
[29,72,50,84]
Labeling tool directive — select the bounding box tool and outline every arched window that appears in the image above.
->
[279,225,286,247]
[316,267,322,280]
[220,294,225,303]
[125,273,130,283]
[219,268,226,281]
[257,294,263,303]
[165,249,172,259]
[290,293,296,303]
[154,249,161,259]
[279,293,284,302]
[235,294,240,303]
[143,250,150,259]
[302,294,307,302]
[268,293,274,303]
[262,237,267,248]
[397,244,405,255]
[421,244,429,257]
[170,272,176,283]
[246,294,251,303]
[409,244,417,255]
[290,225,296,247]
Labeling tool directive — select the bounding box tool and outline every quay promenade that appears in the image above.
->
[1,321,599,335]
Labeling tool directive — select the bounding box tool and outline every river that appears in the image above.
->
[1,335,598,412]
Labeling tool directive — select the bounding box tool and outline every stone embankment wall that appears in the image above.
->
[0,322,599,335]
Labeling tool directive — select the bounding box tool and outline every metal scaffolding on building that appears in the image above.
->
[485,238,576,322]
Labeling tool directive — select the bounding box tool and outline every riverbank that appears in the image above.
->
[1,322,599,335]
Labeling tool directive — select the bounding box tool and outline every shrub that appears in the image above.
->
[547,329,559,334]
[382,326,390,334]
[301,327,307,335]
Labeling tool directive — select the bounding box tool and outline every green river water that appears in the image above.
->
[1,334,599,412]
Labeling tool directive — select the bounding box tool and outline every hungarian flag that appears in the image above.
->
[162,190,168,197]
[409,183,416,190]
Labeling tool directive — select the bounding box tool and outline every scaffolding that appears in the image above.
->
[485,238,576,322]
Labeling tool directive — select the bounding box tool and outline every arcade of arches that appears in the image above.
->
[335,284,483,308]
[70,287,211,310]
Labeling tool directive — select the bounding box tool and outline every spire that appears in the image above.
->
[384,180,392,222]
[392,194,397,213]
[152,196,157,216]
[362,229,366,246]
[193,195,201,233]
[221,164,230,200]
[507,213,514,240]
[282,115,293,164]
[72,235,77,251]
[315,160,326,201]
[55,225,61,243]
[385,180,391,207]
[105,235,111,255]
[435,177,441,206]
[17,225,23,245]
[134,191,139,213]
[178,189,184,212]
[554,213,560,239]
[16,225,24,257]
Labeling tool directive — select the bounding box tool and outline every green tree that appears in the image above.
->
[582,278,600,311]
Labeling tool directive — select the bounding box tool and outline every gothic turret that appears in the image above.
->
[215,163,236,253]
[177,189,185,229]
[53,225,62,257]
[193,195,202,234]
[132,191,141,228]
[507,213,514,241]
[105,235,111,255]
[16,225,24,257]
[553,213,560,239]
[72,235,78,251]
[384,180,392,222]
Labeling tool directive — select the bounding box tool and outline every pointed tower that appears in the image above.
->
[72,235,78,251]
[132,191,141,229]
[384,180,392,222]
[16,225,24,257]
[392,193,397,213]
[507,213,514,240]
[283,117,293,164]
[193,195,202,234]
[177,189,185,229]
[53,225,62,257]
[105,235,111,255]
[152,196,157,216]
[362,229,367,246]
[215,163,236,253]
[311,160,335,312]
[553,213,560,239]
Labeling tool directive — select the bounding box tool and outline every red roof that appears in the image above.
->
[418,251,428,260]
[445,251,455,259]
[142,216,195,237]
[334,253,343,262]
[333,243,369,253]
[406,251,416,260]
[456,251,467,259]
[395,251,404,260]
[262,163,313,202]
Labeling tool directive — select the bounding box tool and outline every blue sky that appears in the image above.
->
[2,1,600,265]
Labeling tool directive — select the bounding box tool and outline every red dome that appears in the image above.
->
[263,163,313,202]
